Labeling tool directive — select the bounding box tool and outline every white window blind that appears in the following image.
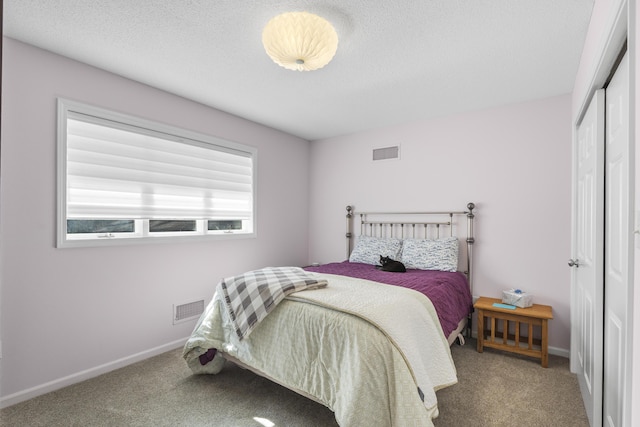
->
[57,99,256,247]
[66,113,253,220]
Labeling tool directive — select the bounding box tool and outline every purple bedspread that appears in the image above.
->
[305,261,473,338]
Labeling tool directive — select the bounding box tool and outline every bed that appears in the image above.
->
[183,203,476,427]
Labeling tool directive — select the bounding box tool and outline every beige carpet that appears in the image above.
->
[1,338,588,426]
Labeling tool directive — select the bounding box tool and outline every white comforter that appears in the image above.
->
[183,272,457,427]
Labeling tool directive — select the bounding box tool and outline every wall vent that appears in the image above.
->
[173,299,205,324]
[372,145,400,161]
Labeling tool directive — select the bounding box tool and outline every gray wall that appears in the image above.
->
[308,94,573,351]
[0,38,310,404]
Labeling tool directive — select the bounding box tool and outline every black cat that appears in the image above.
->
[377,255,406,273]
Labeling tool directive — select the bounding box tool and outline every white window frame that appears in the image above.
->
[57,98,257,248]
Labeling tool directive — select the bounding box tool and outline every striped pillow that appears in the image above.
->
[349,236,403,265]
[400,237,459,272]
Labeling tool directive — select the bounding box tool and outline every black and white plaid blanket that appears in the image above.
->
[220,266,328,340]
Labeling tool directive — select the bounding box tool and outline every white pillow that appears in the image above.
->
[400,237,459,272]
[349,236,403,265]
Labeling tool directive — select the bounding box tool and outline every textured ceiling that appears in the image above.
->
[3,1,594,141]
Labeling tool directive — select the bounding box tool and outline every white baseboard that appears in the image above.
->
[0,337,187,409]
[548,346,570,358]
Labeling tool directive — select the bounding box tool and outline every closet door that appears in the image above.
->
[571,88,604,427]
[603,51,630,427]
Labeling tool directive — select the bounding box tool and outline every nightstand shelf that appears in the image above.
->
[474,296,553,367]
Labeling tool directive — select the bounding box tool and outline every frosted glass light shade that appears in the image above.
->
[262,11,338,72]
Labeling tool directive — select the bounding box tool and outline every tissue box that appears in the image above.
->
[502,289,533,308]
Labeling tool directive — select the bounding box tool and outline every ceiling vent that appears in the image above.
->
[372,145,400,161]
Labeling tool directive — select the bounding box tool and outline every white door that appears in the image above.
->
[571,88,605,427]
[603,51,630,427]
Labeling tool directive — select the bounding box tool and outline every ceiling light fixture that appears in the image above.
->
[262,11,338,72]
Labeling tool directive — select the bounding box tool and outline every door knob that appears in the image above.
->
[568,259,580,267]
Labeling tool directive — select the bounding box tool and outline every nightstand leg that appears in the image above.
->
[541,319,549,367]
[477,309,484,353]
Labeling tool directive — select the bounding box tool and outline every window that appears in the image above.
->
[57,99,257,247]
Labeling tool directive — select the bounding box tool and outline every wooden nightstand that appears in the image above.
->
[474,297,553,367]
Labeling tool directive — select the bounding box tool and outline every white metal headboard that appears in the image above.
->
[345,203,476,294]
